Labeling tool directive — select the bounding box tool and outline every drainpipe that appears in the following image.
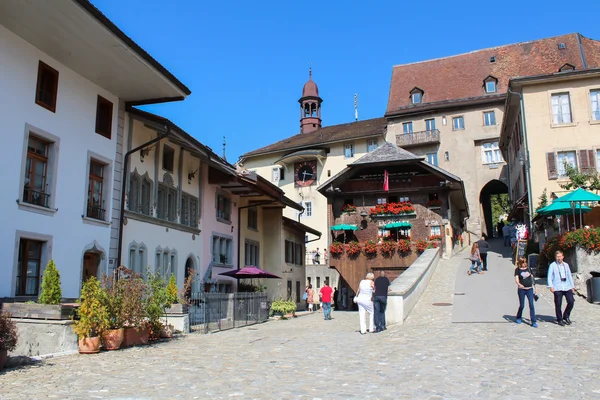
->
[507,88,534,229]
[236,200,278,271]
[116,126,171,269]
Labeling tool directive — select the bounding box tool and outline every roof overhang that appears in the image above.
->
[385,94,506,119]
[283,217,322,237]
[0,0,190,103]
[275,149,327,167]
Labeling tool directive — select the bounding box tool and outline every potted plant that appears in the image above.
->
[38,260,62,305]
[329,241,345,257]
[72,277,109,354]
[363,240,378,256]
[146,272,171,340]
[118,266,149,346]
[269,300,297,318]
[341,204,357,214]
[100,274,125,351]
[380,240,397,257]
[397,239,412,256]
[0,311,18,370]
[345,241,361,258]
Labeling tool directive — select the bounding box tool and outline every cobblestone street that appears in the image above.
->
[2,244,600,399]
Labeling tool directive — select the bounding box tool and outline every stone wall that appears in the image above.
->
[9,319,78,360]
[386,248,440,325]
[564,247,600,295]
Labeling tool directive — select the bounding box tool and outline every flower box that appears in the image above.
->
[1,303,77,320]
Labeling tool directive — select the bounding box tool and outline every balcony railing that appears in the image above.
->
[396,129,440,148]
[87,204,106,221]
[23,188,50,208]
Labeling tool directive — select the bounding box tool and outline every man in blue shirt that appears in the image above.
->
[547,250,575,326]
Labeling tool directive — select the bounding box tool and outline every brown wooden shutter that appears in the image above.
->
[547,152,558,180]
[585,149,596,172]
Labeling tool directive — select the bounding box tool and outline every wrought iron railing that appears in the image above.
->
[188,292,269,334]
[87,204,106,220]
[396,129,441,148]
[23,188,50,208]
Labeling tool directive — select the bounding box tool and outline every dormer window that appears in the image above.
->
[410,87,424,104]
[559,63,575,72]
[483,76,498,94]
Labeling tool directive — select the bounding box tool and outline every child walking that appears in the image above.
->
[468,243,484,275]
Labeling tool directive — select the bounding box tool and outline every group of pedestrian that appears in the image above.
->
[305,280,334,320]
[354,271,391,334]
[467,233,575,328]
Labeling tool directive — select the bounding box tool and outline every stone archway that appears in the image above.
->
[479,180,509,238]
[81,241,107,288]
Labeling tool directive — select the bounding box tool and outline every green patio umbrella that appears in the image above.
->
[382,221,412,229]
[330,224,358,231]
[554,188,600,228]
[554,188,600,203]
[537,201,592,216]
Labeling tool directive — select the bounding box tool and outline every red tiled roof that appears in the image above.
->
[241,117,387,158]
[386,33,600,116]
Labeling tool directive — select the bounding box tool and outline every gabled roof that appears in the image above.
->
[386,33,600,117]
[241,117,387,159]
[351,142,422,165]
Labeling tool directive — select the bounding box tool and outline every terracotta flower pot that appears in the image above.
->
[0,349,8,370]
[78,337,101,354]
[159,327,173,339]
[101,328,124,351]
[123,326,150,347]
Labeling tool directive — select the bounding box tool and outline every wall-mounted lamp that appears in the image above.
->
[188,167,199,184]
[360,210,368,219]
[140,145,154,163]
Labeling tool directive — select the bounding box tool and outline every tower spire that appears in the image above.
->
[299,66,323,134]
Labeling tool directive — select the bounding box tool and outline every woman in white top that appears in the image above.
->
[356,272,375,334]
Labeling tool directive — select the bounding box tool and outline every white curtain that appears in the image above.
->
[552,94,572,124]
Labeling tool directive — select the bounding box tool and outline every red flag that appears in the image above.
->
[383,170,389,192]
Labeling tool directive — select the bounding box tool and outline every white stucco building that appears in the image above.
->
[0,0,190,299]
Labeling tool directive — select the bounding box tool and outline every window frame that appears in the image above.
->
[344,143,355,158]
[162,144,175,173]
[590,89,600,122]
[181,192,199,228]
[452,116,465,131]
[483,111,496,126]
[87,159,106,221]
[157,183,178,222]
[551,92,573,125]
[16,238,44,296]
[485,80,497,93]
[556,150,578,177]
[402,122,414,134]
[425,118,436,131]
[216,192,232,222]
[19,125,60,215]
[23,135,50,208]
[95,95,113,139]
[272,167,280,182]
[426,152,438,166]
[35,61,59,113]
[366,139,378,152]
[411,92,422,104]
[244,239,260,266]
[247,207,258,230]
[213,234,234,266]
[481,141,503,165]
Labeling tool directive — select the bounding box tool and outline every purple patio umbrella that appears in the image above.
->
[218,266,282,280]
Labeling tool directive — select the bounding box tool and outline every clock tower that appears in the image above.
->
[299,68,323,134]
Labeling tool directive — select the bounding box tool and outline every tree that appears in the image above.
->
[38,260,62,305]
[536,188,548,212]
[560,162,600,191]
[490,193,510,225]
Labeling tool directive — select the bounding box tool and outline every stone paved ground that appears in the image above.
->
[2,241,600,399]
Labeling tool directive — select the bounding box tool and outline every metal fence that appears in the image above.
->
[188,292,269,334]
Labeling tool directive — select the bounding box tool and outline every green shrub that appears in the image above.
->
[73,277,109,339]
[269,300,296,317]
[165,274,178,304]
[146,272,170,336]
[0,311,18,352]
[38,260,62,305]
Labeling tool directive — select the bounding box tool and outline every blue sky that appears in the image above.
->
[92,0,600,162]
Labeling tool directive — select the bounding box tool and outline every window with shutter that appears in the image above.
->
[579,149,596,173]
[546,152,558,180]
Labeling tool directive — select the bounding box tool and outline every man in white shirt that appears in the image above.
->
[547,250,575,326]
